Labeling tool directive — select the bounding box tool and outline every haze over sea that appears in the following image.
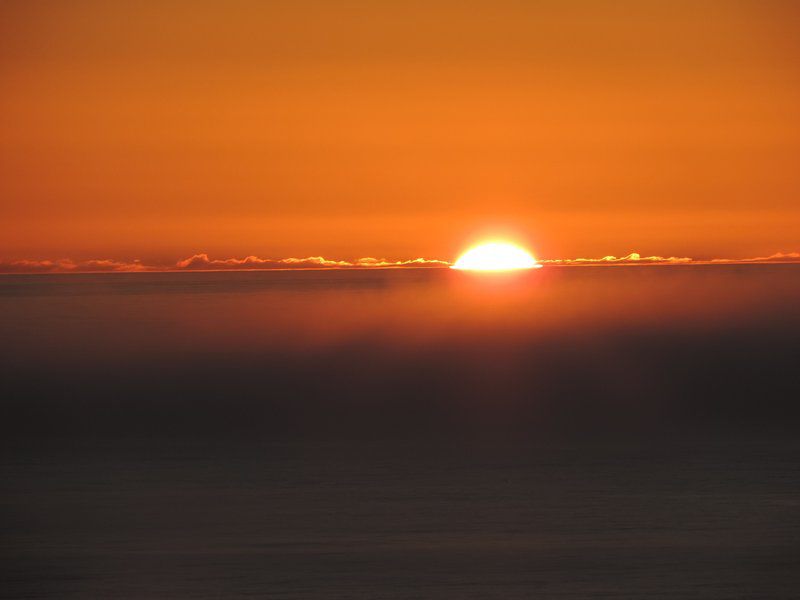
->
[2,265,799,598]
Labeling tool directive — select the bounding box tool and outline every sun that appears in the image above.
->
[451,241,541,271]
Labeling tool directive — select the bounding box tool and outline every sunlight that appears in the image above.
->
[451,242,541,271]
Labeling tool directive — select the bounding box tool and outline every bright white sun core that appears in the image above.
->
[451,242,541,271]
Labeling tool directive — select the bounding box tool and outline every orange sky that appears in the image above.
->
[1,0,799,263]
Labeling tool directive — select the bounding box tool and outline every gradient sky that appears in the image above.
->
[1,0,799,263]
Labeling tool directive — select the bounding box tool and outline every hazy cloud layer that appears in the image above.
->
[709,252,800,264]
[1,252,799,274]
[175,253,450,270]
[0,254,450,274]
[0,258,151,274]
[539,252,693,266]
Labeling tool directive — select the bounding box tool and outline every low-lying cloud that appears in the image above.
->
[175,253,450,270]
[540,252,693,266]
[0,258,151,274]
[709,252,800,264]
[1,251,798,274]
[0,254,450,274]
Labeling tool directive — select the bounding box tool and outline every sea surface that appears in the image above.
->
[2,265,799,598]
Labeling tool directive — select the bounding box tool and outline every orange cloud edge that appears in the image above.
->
[0,252,799,274]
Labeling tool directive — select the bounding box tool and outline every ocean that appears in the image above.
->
[2,265,799,598]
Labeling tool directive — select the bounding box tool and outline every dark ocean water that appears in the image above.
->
[2,266,800,598]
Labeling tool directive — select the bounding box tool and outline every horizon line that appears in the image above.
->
[1,251,799,275]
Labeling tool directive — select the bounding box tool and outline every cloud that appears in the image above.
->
[540,252,693,266]
[1,251,798,274]
[0,258,150,274]
[709,252,800,264]
[353,257,451,268]
[0,259,77,274]
[174,253,449,270]
[80,259,150,272]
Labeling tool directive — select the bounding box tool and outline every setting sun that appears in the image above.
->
[452,242,541,271]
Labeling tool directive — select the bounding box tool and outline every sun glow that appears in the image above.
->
[451,242,541,271]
